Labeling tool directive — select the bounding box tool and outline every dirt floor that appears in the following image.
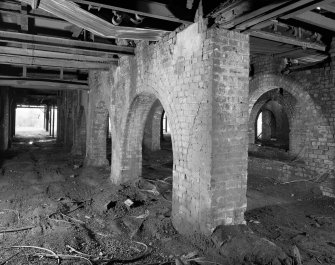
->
[0,131,335,265]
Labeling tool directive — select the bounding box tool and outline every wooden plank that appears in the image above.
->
[69,0,194,24]
[235,0,319,31]
[0,46,117,63]
[281,0,335,19]
[0,77,89,90]
[319,3,335,13]
[0,54,112,70]
[250,31,326,51]
[294,11,335,31]
[19,0,170,40]
[0,39,118,58]
[220,1,290,29]
[0,30,134,55]
[0,9,68,23]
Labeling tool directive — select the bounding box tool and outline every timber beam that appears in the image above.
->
[0,76,89,90]
[69,0,194,24]
[0,31,135,56]
[250,31,326,51]
[0,54,112,70]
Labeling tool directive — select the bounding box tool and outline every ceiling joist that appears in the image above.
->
[1,46,117,63]
[281,0,335,19]
[69,0,194,24]
[0,54,112,70]
[294,11,335,32]
[250,30,326,51]
[0,30,134,55]
[0,76,88,90]
[18,0,170,41]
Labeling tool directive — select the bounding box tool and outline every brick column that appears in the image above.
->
[208,29,249,230]
[172,27,250,234]
[110,24,249,235]
[143,100,163,151]
[0,88,10,151]
[85,71,109,167]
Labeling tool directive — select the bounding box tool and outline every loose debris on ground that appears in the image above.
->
[0,133,335,264]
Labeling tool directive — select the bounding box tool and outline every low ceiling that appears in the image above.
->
[1,0,335,105]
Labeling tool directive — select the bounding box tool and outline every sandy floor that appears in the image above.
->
[0,132,335,264]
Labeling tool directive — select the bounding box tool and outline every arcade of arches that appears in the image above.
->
[1,18,335,264]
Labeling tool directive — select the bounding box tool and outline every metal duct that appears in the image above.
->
[20,0,169,41]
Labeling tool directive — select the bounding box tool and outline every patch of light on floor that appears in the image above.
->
[37,139,54,143]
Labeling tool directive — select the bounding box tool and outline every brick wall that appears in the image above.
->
[249,56,335,196]
[72,105,87,156]
[89,21,250,234]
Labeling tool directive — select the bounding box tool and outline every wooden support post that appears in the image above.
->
[44,106,46,130]
[52,105,55,138]
[49,107,52,136]
[45,105,49,132]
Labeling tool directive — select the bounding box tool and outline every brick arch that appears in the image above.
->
[249,89,295,146]
[249,73,334,171]
[111,92,178,183]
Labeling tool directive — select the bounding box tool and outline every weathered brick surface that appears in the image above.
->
[249,56,335,196]
[89,22,250,234]
[88,22,249,233]
[85,72,110,167]
[72,105,87,156]
[248,156,309,183]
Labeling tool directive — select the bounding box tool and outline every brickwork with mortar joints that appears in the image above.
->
[85,73,110,167]
[249,56,335,197]
[89,21,250,234]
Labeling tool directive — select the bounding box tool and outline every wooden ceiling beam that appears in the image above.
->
[320,3,335,13]
[235,0,323,31]
[250,31,326,51]
[0,30,134,55]
[0,77,89,90]
[1,46,117,63]
[0,40,119,58]
[0,54,112,70]
[69,0,194,24]
[294,11,335,31]
[219,1,290,29]
[281,0,335,19]
[0,9,67,23]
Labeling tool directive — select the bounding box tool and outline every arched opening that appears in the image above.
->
[255,100,289,151]
[142,100,173,201]
[113,94,176,186]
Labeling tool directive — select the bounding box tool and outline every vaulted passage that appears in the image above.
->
[255,100,290,150]
[3,1,335,264]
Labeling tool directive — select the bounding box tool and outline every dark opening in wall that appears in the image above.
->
[255,100,289,151]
